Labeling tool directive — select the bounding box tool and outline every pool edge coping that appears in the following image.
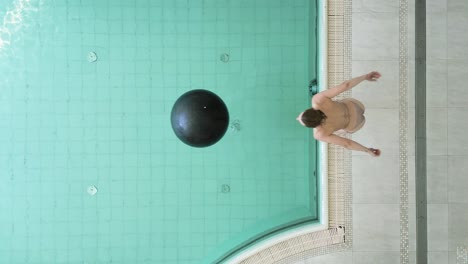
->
[225,0,334,262]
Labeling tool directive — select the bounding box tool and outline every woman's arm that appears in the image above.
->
[316,71,381,99]
[314,131,381,157]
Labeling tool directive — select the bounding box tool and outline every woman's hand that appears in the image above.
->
[365,71,381,81]
[368,148,381,157]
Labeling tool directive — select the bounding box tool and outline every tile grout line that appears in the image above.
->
[399,0,410,262]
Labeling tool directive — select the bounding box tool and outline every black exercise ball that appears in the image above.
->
[170,89,229,148]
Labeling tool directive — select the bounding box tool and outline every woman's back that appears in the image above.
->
[313,96,351,135]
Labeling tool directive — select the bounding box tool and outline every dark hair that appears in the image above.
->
[300,108,327,128]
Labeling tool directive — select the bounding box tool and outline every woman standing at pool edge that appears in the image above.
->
[296,71,382,157]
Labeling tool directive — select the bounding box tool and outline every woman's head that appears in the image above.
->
[296,108,327,128]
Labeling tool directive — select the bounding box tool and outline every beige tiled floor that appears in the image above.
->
[292,0,468,263]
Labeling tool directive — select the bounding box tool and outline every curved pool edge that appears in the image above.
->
[226,222,328,264]
[225,0,329,262]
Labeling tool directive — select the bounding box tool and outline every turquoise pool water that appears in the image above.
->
[0,0,318,263]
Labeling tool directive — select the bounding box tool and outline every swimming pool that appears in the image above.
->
[0,0,325,263]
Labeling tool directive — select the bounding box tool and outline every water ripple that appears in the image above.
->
[0,0,40,53]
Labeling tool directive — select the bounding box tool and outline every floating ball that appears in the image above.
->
[170,89,229,147]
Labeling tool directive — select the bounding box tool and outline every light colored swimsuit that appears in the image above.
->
[340,98,366,133]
